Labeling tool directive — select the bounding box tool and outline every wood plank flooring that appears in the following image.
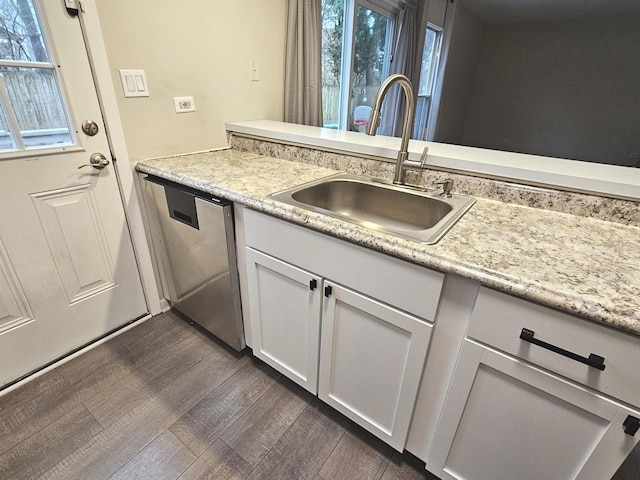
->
[0,312,435,480]
[0,310,637,480]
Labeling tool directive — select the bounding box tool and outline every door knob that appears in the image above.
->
[78,153,110,170]
[81,120,99,136]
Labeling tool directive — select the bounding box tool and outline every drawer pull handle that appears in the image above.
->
[623,416,640,436]
[519,328,606,371]
[309,279,317,291]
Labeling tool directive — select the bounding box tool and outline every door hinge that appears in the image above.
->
[64,0,78,15]
[64,0,86,16]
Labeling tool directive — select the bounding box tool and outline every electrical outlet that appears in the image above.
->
[173,96,196,113]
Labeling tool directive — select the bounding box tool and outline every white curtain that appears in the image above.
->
[379,0,418,137]
[284,0,323,126]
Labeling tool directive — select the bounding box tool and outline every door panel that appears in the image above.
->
[0,0,147,387]
[319,283,432,451]
[245,248,321,394]
[0,238,34,333]
[31,185,117,303]
[429,340,640,480]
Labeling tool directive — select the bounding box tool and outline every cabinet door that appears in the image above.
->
[245,248,321,394]
[429,339,640,480]
[319,283,432,451]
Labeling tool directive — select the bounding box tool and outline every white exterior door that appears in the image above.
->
[0,0,147,387]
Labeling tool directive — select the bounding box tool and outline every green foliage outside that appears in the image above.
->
[322,0,390,127]
[322,0,388,87]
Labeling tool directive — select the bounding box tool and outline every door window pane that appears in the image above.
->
[0,67,71,147]
[1,67,71,147]
[0,0,73,153]
[349,5,392,131]
[0,102,16,150]
[0,0,48,62]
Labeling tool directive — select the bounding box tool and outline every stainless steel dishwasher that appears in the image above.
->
[143,175,244,350]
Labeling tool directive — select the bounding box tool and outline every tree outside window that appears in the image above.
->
[321,0,393,130]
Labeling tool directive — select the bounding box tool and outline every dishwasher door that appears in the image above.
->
[144,176,245,350]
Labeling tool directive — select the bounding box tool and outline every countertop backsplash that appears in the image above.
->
[229,134,640,228]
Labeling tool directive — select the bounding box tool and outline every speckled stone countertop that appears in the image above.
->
[136,149,640,337]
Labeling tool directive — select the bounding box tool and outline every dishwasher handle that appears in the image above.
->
[145,175,200,229]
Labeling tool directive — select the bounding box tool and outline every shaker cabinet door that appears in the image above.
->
[245,248,321,394]
[318,282,432,451]
[429,339,640,480]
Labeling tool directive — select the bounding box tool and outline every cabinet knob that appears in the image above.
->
[624,415,640,436]
[324,285,333,297]
[309,279,317,291]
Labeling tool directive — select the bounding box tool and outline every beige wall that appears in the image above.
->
[96,0,287,161]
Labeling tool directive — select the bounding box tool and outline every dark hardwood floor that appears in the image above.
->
[0,311,437,480]
[2,311,638,480]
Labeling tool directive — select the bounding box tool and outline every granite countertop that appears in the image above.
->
[136,149,640,337]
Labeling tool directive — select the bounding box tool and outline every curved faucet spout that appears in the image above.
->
[365,74,416,185]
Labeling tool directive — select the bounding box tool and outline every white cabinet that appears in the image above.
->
[429,287,640,480]
[245,246,433,451]
[319,283,432,450]
[245,248,321,394]
[240,208,443,451]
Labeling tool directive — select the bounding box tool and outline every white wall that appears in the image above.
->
[96,0,287,161]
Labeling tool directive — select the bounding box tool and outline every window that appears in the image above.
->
[413,25,442,140]
[0,0,73,153]
[321,0,395,131]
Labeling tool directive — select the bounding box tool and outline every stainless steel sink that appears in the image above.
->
[268,173,475,244]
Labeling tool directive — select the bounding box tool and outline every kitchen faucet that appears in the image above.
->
[365,74,419,185]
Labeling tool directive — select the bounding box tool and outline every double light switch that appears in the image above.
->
[119,69,149,97]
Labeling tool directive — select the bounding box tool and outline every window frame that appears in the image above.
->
[413,23,443,140]
[0,0,77,157]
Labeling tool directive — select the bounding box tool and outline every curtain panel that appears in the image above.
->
[284,0,323,127]
[379,0,418,137]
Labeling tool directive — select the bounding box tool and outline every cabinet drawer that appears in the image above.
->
[243,208,444,321]
[467,287,640,406]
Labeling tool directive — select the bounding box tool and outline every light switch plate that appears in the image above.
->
[119,69,149,97]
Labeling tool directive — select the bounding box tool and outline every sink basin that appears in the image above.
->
[269,173,475,244]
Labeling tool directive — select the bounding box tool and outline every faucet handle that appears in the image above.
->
[419,146,429,168]
[435,178,454,197]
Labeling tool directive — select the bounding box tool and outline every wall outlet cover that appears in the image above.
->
[173,96,196,113]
